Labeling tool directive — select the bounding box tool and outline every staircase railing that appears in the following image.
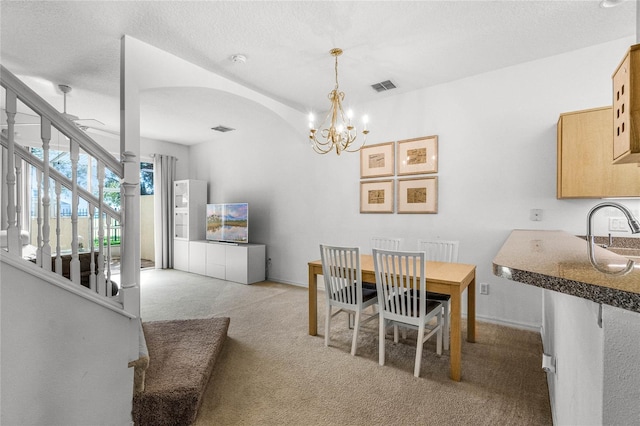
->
[1,65,136,306]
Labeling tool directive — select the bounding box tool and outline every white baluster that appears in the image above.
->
[55,181,62,275]
[40,117,52,270]
[106,214,112,293]
[14,151,23,258]
[89,203,97,292]
[4,89,20,255]
[69,139,80,284]
[96,162,106,295]
[35,168,42,266]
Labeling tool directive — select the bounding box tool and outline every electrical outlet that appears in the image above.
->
[480,283,489,295]
[609,218,628,232]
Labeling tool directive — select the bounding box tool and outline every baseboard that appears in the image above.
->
[265,276,308,288]
[473,314,541,333]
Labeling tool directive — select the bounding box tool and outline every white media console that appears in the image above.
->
[181,241,266,285]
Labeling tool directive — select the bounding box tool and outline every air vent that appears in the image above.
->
[371,80,397,92]
[211,125,235,133]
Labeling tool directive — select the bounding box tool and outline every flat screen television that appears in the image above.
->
[206,203,249,244]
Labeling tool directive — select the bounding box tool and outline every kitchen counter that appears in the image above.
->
[493,230,640,313]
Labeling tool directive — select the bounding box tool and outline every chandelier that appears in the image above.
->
[308,48,369,155]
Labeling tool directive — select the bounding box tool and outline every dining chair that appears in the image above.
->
[370,236,403,251]
[319,244,379,356]
[364,237,403,291]
[372,248,443,377]
[417,239,460,351]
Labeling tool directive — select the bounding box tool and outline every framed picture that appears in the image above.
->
[397,177,438,214]
[360,142,395,178]
[397,135,438,175]
[360,180,394,213]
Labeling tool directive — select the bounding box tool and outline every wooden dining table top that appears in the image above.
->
[308,254,476,291]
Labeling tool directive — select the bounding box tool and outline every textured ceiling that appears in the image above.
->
[0,0,636,145]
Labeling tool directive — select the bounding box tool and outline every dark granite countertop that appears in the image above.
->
[493,230,640,313]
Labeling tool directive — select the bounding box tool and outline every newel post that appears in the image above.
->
[120,151,140,317]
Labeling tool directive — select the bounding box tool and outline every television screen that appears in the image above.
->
[206,203,249,243]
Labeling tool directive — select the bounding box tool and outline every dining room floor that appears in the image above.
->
[140,268,552,425]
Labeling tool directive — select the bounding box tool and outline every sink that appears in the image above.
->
[606,247,640,261]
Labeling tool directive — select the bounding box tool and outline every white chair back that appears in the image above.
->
[417,239,459,262]
[320,244,362,307]
[373,248,443,376]
[371,236,403,251]
[372,248,426,325]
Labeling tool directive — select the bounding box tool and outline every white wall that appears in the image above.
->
[189,36,639,329]
[89,132,191,180]
[1,257,134,425]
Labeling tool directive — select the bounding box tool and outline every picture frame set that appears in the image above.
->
[360,136,438,214]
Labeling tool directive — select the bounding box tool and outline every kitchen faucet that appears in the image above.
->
[586,202,640,275]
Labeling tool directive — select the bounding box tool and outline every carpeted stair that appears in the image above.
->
[132,317,230,425]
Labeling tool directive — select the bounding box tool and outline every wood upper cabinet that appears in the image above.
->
[612,43,640,164]
[557,106,640,199]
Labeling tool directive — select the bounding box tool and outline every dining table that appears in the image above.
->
[308,254,476,381]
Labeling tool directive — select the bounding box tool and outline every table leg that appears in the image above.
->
[467,275,476,343]
[308,267,318,336]
[449,290,462,382]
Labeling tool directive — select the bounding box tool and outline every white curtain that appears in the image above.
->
[153,154,177,269]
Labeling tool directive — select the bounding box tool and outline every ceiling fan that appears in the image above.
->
[1,84,105,132]
[57,84,105,131]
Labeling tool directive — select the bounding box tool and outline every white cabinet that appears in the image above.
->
[173,179,207,241]
[187,241,265,284]
[173,239,190,272]
[173,179,207,271]
[225,244,266,284]
[188,242,207,275]
[205,243,226,279]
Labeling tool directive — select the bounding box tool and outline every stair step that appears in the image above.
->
[132,317,230,425]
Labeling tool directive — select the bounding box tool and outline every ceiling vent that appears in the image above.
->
[371,80,397,92]
[211,125,235,133]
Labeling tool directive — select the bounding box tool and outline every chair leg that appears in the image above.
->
[436,308,443,356]
[394,325,399,343]
[414,322,425,377]
[379,317,386,366]
[351,310,361,356]
[325,304,332,347]
[443,301,450,351]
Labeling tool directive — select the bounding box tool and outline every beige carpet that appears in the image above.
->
[140,269,551,425]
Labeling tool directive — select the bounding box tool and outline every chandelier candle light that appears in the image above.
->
[308,48,369,155]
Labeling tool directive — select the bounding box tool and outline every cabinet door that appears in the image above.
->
[225,246,248,284]
[188,241,207,275]
[612,44,640,164]
[205,243,226,279]
[557,107,640,198]
[225,245,265,284]
[174,211,188,239]
[173,239,189,271]
[174,181,189,209]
